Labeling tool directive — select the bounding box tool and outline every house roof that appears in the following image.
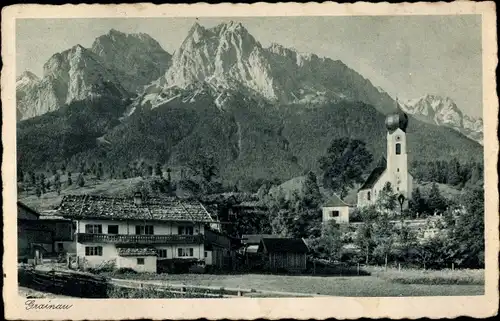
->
[323,194,351,207]
[358,166,386,191]
[241,234,281,244]
[259,238,309,254]
[17,201,40,220]
[57,194,216,223]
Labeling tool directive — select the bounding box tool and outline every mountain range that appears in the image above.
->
[16,22,483,185]
[402,95,483,145]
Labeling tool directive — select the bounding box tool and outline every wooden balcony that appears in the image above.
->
[76,233,204,245]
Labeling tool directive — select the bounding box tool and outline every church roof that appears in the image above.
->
[358,166,386,191]
[323,194,351,207]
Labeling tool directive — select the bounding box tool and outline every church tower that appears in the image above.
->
[384,107,412,206]
[356,103,413,209]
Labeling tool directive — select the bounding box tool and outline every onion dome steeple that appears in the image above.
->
[385,98,409,133]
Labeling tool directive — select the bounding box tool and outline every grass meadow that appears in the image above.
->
[105,270,484,297]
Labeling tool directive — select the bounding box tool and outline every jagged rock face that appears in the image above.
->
[164,22,280,101]
[91,29,171,92]
[146,21,397,114]
[17,45,130,121]
[403,94,483,144]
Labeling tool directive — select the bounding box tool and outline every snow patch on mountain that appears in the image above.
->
[403,94,483,145]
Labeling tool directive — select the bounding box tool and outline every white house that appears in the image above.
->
[57,193,219,273]
[322,194,352,224]
[357,109,413,208]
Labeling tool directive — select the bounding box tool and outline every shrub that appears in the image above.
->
[115,267,138,275]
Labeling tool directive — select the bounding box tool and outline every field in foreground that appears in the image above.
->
[107,273,484,297]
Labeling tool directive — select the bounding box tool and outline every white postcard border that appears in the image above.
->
[2,2,498,320]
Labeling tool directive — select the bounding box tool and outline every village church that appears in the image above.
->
[357,110,413,209]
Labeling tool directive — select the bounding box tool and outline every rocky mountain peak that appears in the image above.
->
[16,71,40,87]
[89,29,171,93]
[403,94,483,144]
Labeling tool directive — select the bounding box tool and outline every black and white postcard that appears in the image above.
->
[2,2,498,320]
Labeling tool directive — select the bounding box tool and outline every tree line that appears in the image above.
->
[411,159,483,188]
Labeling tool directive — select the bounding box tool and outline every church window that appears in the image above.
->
[395,143,401,155]
[397,168,399,172]
[367,191,371,201]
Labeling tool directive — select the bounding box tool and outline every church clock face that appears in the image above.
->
[395,135,401,141]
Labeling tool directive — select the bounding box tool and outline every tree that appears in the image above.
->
[90,161,97,176]
[76,173,85,187]
[319,138,373,199]
[447,159,461,186]
[54,173,62,195]
[354,205,378,264]
[311,220,344,262]
[35,186,42,198]
[96,162,103,180]
[427,183,447,214]
[18,168,24,182]
[39,173,46,194]
[372,213,395,269]
[376,182,398,215]
[60,163,67,174]
[448,186,485,268]
[187,154,220,194]
[409,187,427,217]
[188,154,218,183]
[302,171,322,209]
[147,165,154,177]
[155,163,162,177]
[67,172,73,186]
[79,162,86,175]
[29,171,36,186]
[394,221,418,263]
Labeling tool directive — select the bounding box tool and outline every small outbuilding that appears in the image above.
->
[258,238,309,273]
[322,194,352,224]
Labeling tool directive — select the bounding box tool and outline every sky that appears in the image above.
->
[16,15,482,117]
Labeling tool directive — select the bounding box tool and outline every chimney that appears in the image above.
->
[133,192,143,206]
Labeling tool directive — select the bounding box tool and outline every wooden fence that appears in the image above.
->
[18,267,108,298]
[18,267,330,299]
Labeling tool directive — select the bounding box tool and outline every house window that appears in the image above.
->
[137,258,145,265]
[85,246,102,256]
[396,143,401,155]
[85,224,102,234]
[178,248,194,257]
[367,191,371,201]
[157,249,167,258]
[135,225,154,235]
[330,211,340,218]
[204,251,208,258]
[178,226,194,235]
[107,225,119,234]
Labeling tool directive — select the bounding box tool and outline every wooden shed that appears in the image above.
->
[258,238,309,273]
